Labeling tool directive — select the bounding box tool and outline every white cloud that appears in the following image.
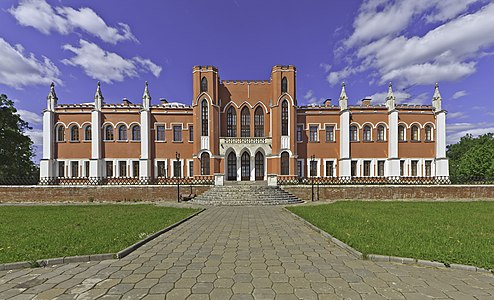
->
[26,128,43,148]
[447,123,494,144]
[366,90,429,105]
[0,37,60,88]
[448,112,468,119]
[319,63,332,73]
[345,0,481,47]
[330,1,494,88]
[9,0,137,44]
[452,90,468,99]
[303,89,324,105]
[62,40,161,83]
[18,109,42,125]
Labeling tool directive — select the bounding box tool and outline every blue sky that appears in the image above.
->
[1,0,494,161]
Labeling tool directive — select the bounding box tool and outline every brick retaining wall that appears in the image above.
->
[0,185,211,203]
[282,185,494,202]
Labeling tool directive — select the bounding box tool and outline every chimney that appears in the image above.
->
[122,98,132,105]
[324,99,332,107]
[160,98,168,104]
[361,98,371,106]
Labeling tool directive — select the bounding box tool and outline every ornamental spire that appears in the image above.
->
[432,82,442,112]
[142,81,151,110]
[386,82,395,110]
[339,82,348,110]
[46,82,58,111]
[94,81,104,110]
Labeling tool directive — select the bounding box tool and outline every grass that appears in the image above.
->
[288,201,494,270]
[0,204,200,264]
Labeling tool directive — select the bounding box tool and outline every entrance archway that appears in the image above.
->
[227,152,237,181]
[255,152,264,181]
[241,152,250,181]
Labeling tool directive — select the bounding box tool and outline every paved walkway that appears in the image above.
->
[0,206,493,299]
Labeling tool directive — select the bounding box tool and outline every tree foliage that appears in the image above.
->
[0,94,37,177]
[447,133,494,179]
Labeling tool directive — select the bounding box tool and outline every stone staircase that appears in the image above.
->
[190,182,304,206]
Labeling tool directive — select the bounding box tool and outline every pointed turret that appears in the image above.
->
[386,82,396,110]
[94,81,104,110]
[46,82,58,111]
[339,82,348,110]
[432,82,442,112]
[142,81,151,110]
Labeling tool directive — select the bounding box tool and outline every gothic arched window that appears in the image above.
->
[241,106,250,137]
[84,125,91,141]
[200,77,208,93]
[56,125,65,142]
[281,76,288,94]
[132,125,141,141]
[281,100,289,136]
[363,125,371,142]
[254,106,264,137]
[350,125,358,142]
[201,152,210,175]
[105,125,114,141]
[398,125,406,141]
[70,125,79,141]
[411,125,419,141]
[377,125,385,141]
[425,125,432,141]
[201,99,208,136]
[281,151,289,175]
[118,125,127,141]
[227,106,236,137]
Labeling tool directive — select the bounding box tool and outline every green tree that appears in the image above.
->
[0,94,37,177]
[447,133,494,179]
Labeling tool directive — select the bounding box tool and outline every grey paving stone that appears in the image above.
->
[0,206,492,300]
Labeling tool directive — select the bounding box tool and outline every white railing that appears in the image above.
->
[220,137,271,144]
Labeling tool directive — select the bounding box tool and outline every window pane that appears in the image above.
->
[119,161,127,177]
[325,125,334,142]
[106,161,113,177]
[201,100,208,136]
[71,161,78,178]
[85,126,91,141]
[281,100,289,136]
[189,126,194,142]
[156,125,165,141]
[297,125,303,142]
[173,125,182,142]
[254,107,264,137]
[309,125,318,142]
[241,107,250,137]
[157,161,166,177]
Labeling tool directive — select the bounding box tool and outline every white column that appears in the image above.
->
[237,155,241,181]
[435,111,449,177]
[339,110,351,177]
[40,110,54,178]
[250,155,255,181]
[387,110,400,177]
[139,109,152,179]
[90,109,102,177]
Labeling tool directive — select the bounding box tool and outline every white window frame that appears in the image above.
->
[323,159,336,177]
[306,158,321,177]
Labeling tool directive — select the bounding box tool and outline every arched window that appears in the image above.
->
[398,125,405,141]
[227,106,236,137]
[425,125,432,141]
[105,125,114,141]
[132,125,141,141]
[241,106,250,137]
[200,152,210,175]
[84,125,91,141]
[227,152,237,181]
[280,151,289,175]
[377,125,385,141]
[200,77,208,93]
[118,125,127,141]
[350,125,358,142]
[56,125,65,142]
[281,100,289,136]
[201,99,208,136]
[70,125,79,141]
[254,106,264,137]
[363,125,371,141]
[281,76,288,94]
[411,125,419,141]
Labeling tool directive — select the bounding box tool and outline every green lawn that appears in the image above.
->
[288,201,494,270]
[0,204,200,264]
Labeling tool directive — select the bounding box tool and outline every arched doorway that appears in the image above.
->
[241,152,250,181]
[227,152,237,181]
[255,152,264,181]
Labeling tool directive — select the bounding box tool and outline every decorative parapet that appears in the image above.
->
[219,137,272,156]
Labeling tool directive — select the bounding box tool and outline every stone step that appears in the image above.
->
[190,185,303,206]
